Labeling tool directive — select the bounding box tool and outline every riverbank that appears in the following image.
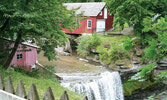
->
[76,34,167,99]
[38,51,106,73]
[37,34,167,100]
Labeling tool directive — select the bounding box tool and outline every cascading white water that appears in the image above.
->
[60,71,124,100]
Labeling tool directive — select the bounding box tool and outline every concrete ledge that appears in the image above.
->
[0,90,26,100]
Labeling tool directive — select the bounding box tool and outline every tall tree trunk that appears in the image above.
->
[3,31,22,69]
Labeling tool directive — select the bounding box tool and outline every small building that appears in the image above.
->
[10,42,39,71]
[0,39,39,71]
[62,2,114,34]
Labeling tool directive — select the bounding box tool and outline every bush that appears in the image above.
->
[11,65,57,81]
[12,66,40,78]
[77,33,101,57]
[97,43,129,65]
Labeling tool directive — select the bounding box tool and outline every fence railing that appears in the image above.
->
[0,74,88,100]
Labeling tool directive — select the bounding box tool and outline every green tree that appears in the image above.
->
[105,0,167,82]
[0,0,75,69]
[129,15,167,82]
[105,0,167,45]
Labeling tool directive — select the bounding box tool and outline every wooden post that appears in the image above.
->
[60,91,69,100]
[43,87,55,100]
[0,74,4,90]
[5,76,15,94]
[27,83,39,100]
[83,96,88,100]
[15,79,27,98]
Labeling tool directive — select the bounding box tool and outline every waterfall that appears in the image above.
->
[60,71,124,100]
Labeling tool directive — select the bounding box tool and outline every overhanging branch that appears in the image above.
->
[0,18,9,31]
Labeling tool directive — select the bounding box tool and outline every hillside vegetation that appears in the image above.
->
[0,68,82,100]
[77,34,133,67]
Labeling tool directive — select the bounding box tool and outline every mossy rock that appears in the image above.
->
[123,80,155,96]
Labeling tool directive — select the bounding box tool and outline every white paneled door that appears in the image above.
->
[96,19,105,32]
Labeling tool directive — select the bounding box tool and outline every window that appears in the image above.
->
[100,11,102,16]
[17,54,23,60]
[87,20,92,29]
[75,19,80,28]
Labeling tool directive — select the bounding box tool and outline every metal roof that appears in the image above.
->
[3,38,39,48]
[63,2,106,17]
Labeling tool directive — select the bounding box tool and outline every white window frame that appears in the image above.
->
[87,20,92,29]
[17,54,23,60]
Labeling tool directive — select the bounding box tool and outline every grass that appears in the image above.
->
[97,35,133,51]
[99,35,129,46]
[0,69,83,100]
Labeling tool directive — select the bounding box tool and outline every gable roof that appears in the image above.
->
[63,2,106,17]
[22,42,39,48]
[3,38,39,48]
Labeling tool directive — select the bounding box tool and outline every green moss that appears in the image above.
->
[123,80,154,96]
[0,69,82,100]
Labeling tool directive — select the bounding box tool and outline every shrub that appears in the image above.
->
[12,66,40,78]
[77,33,101,57]
[11,65,57,81]
[97,42,129,65]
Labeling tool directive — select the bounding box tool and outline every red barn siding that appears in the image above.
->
[62,5,114,34]
[96,7,114,31]
[25,46,38,70]
[105,15,114,31]
[96,7,104,19]
[10,44,38,71]
[62,17,97,34]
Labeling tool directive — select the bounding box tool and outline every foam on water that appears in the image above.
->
[60,71,124,100]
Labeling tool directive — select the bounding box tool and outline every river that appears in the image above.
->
[54,54,124,100]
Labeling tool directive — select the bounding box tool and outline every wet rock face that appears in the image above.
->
[157,57,167,70]
[125,83,167,100]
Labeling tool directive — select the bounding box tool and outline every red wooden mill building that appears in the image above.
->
[62,2,114,34]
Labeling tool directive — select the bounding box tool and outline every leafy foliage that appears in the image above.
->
[130,16,167,82]
[11,65,57,81]
[0,0,76,68]
[97,42,129,65]
[131,63,156,82]
[143,16,167,61]
[105,0,167,33]
[77,35,131,65]
[123,37,134,51]
[12,66,40,78]
[77,33,101,57]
